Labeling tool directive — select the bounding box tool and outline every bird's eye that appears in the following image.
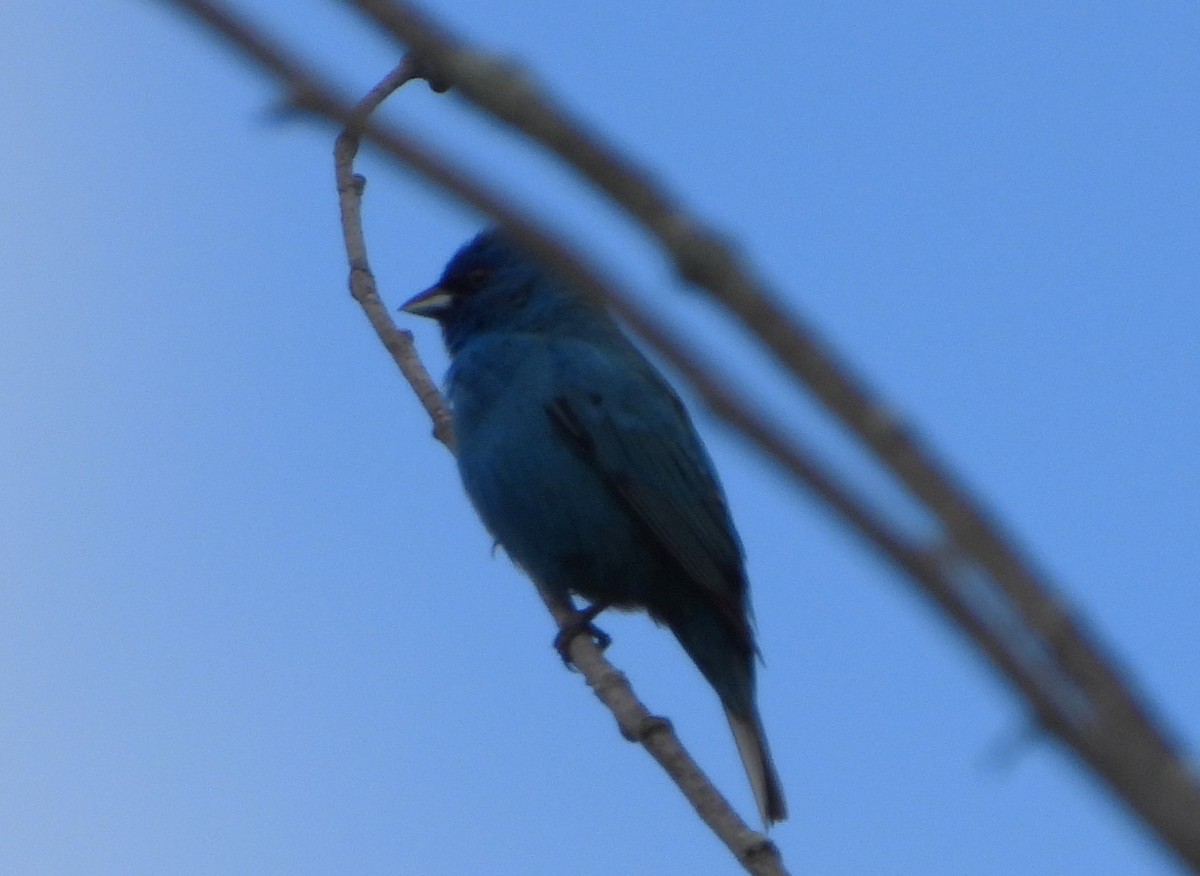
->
[464,267,491,290]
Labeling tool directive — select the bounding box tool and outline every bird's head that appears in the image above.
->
[401,229,548,352]
[401,229,611,355]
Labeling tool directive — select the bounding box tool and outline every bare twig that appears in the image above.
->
[332,59,457,450]
[323,29,788,876]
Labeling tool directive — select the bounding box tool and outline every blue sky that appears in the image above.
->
[2,2,1198,874]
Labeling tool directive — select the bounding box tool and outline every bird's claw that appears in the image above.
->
[553,603,612,667]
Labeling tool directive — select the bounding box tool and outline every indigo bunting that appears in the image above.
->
[402,230,787,824]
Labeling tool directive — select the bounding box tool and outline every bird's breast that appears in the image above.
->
[447,337,661,607]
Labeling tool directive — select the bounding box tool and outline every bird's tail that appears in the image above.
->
[665,605,788,825]
[725,704,788,826]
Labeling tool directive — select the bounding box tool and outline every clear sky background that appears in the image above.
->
[2,3,1198,874]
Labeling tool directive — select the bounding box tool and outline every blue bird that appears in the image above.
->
[401,229,787,824]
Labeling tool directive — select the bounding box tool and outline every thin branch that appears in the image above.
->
[332,59,457,451]
[323,35,789,876]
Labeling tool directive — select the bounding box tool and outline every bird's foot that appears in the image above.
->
[553,601,612,667]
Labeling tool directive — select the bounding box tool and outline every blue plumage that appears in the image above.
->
[402,230,786,824]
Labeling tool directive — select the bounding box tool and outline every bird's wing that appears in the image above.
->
[544,345,750,637]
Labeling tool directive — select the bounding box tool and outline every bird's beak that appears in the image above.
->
[400,284,455,318]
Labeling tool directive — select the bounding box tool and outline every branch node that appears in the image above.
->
[410,52,454,93]
[633,714,673,743]
[739,834,780,865]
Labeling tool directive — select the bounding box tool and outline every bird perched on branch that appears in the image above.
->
[401,229,786,825]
